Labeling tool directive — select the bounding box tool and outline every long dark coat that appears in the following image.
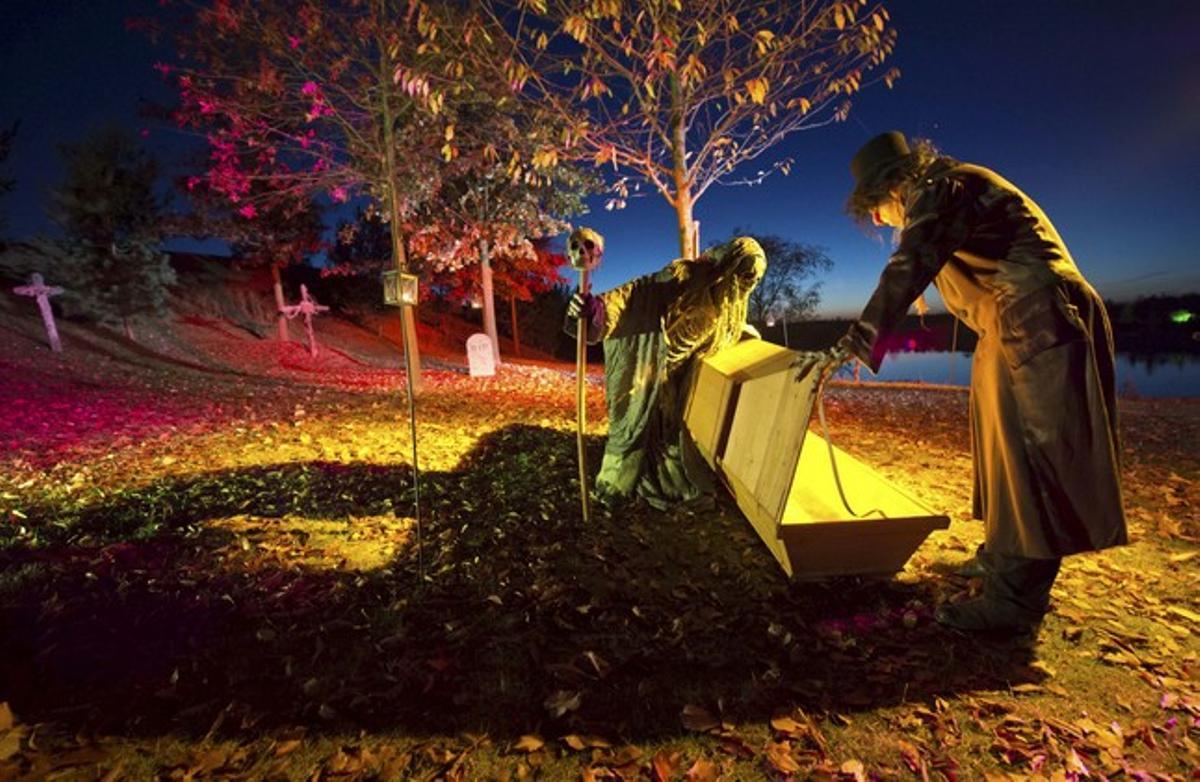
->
[842,158,1127,558]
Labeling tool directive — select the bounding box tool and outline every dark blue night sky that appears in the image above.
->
[3,1,1197,315]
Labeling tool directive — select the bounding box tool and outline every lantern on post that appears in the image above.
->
[382,270,419,307]
[382,269,424,578]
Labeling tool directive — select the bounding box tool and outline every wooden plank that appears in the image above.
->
[723,469,793,576]
[684,362,733,468]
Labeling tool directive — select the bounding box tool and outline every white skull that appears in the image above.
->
[567,227,604,272]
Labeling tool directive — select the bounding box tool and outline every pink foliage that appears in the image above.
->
[330,186,349,203]
[238,204,258,219]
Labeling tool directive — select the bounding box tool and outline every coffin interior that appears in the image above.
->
[686,339,949,578]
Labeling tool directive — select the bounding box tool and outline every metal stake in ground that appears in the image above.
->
[566,228,604,522]
[382,270,423,579]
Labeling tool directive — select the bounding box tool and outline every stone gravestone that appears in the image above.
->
[466,333,495,377]
[13,273,65,353]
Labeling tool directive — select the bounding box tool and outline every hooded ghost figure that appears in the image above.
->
[570,237,766,509]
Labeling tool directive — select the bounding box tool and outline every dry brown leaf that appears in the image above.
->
[1167,605,1200,624]
[651,750,682,782]
[684,757,719,782]
[274,738,302,756]
[0,705,12,732]
[764,741,801,774]
[897,739,923,772]
[0,729,22,763]
[513,734,545,753]
[840,759,867,781]
[680,704,719,732]
[769,715,804,735]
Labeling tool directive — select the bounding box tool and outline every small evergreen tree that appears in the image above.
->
[47,126,175,338]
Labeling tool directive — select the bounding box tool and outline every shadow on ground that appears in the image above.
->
[0,425,1042,741]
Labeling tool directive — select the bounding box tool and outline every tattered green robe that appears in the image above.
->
[575,237,766,509]
[843,158,1128,558]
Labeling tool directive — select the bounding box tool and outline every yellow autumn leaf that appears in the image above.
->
[754,29,775,54]
[443,124,454,141]
[745,76,769,104]
[564,15,588,43]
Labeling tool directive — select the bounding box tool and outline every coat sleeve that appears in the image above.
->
[842,177,973,372]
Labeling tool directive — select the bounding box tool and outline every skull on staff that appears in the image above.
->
[567,227,604,273]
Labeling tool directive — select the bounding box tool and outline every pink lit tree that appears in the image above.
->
[158,0,458,390]
[158,0,593,382]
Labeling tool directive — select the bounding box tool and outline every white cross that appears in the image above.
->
[13,273,65,353]
[280,284,329,358]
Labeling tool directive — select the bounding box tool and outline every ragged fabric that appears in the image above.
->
[567,237,766,510]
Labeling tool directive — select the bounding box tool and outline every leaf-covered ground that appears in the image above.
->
[0,315,1197,780]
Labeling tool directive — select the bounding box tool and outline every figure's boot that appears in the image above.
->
[937,553,1061,633]
[953,543,989,579]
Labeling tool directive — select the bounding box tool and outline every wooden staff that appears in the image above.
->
[575,266,591,523]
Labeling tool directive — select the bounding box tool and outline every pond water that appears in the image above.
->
[858,351,1200,398]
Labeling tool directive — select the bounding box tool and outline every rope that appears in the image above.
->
[815,372,886,520]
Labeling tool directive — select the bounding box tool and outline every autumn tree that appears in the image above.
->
[406,89,592,363]
[46,126,176,339]
[430,236,569,357]
[158,0,459,390]
[158,0,592,384]
[480,0,899,257]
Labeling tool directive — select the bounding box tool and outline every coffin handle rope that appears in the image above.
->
[815,377,887,520]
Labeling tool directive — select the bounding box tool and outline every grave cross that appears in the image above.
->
[13,273,65,353]
[280,284,329,358]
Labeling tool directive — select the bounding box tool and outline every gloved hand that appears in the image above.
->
[825,341,853,370]
[567,292,594,320]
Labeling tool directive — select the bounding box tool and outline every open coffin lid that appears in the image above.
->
[684,338,949,579]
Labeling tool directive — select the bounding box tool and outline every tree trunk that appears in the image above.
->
[271,264,289,342]
[378,32,423,394]
[509,294,521,358]
[669,73,696,259]
[479,237,501,366]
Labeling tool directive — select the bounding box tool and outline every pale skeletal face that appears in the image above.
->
[567,227,604,272]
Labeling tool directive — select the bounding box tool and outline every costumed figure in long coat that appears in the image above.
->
[836,131,1127,632]
[568,236,766,510]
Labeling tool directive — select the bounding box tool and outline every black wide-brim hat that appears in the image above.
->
[849,131,912,203]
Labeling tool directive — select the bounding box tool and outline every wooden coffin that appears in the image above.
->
[684,339,949,579]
